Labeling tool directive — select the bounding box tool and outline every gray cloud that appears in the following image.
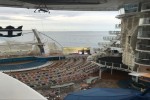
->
[0,7,120,31]
[0,16,12,20]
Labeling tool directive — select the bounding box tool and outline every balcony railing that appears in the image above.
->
[121,3,138,13]
[98,42,111,46]
[115,24,121,29]
[109,31,120,35]
[141,2,150,12]
[136,44,150,51]
[98,60,130,72]
[135,58,150,65]
[138,31,150,38]
[103,36,120,41]
[139,18,150,25]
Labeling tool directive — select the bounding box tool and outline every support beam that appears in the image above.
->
[32,29,45,54]
[99,68,102,79]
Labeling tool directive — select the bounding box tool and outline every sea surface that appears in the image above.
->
[0,31,110,48]
[43,31,109,48]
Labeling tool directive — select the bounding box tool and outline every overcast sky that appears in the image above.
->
[0,7,120,31]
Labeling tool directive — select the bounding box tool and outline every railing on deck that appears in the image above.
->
[91,60,131,72]
[135,58,150,65]
[109,31,120,35]
[138,31,150,38]
[136,44,150,51]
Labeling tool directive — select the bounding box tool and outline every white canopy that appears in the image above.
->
[0,72,47,100]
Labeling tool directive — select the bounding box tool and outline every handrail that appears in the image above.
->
[135,57,150,61]
[143,18,150,24]
[136,44,150,51]
[93,60,131,72]
[109,31,120,35]
[138,31,150,38]
[103,36,120,41]
[135,58,150,65]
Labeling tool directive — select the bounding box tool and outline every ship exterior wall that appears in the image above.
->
[121,17,139,70]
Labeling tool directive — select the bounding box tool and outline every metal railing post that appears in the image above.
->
[99,60,101,64]
[99,69,102,79]
[111,63,113,75]
[120,64,122,69]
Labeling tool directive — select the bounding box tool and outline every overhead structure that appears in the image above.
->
[0,0,149,11]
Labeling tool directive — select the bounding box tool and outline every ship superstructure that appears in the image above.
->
[0,0,150,100]
[117,2,150,86]
[117,2,150,72]
[88,27,122,61]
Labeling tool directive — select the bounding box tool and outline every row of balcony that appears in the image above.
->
[118,3,139,14]
[98,42,121,48]
[135,2,150,66]
[141,2,150,12]
[139,18,150,26]
[136,39,150,51]
[118,2,150,15]
[135,58,150,65]
[109,31,120,35]
[98,60,128,70]
[136,44,150,51]
[136,21,150,66]
[115,24,121,29]
[135,52,150,66]
[119,3,150,66]
[103,36,120,41]
[138,31,150,39]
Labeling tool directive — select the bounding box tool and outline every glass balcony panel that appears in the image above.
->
[115,24,121,29]
[135,52,150,65]
[141,2,150,12]
[137,44,150,51]
[109,31,120,35]
[103,36,119,41]
[123,3,138,13]
[139,18,150,25]
[135,58,150,65]
[143,18,150,24]
[138,31,150,38]
[118,8,125,15]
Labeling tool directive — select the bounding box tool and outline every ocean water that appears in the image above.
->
[0,31,109,48]
[43,31,109,48]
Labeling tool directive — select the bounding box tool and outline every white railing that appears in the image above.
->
[91,60,131,72]
[137,31,150,39]
[136,44,150,51]
[115,24,121,29]
[141,2,150,12]
[139,18,150,25]
[103,36,120,41]
[109,31,120,35]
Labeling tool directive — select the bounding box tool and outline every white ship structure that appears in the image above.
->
[0,29,63,58]
[0,0,150,100]
[117,2,150,84]
[88,29,122,61]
